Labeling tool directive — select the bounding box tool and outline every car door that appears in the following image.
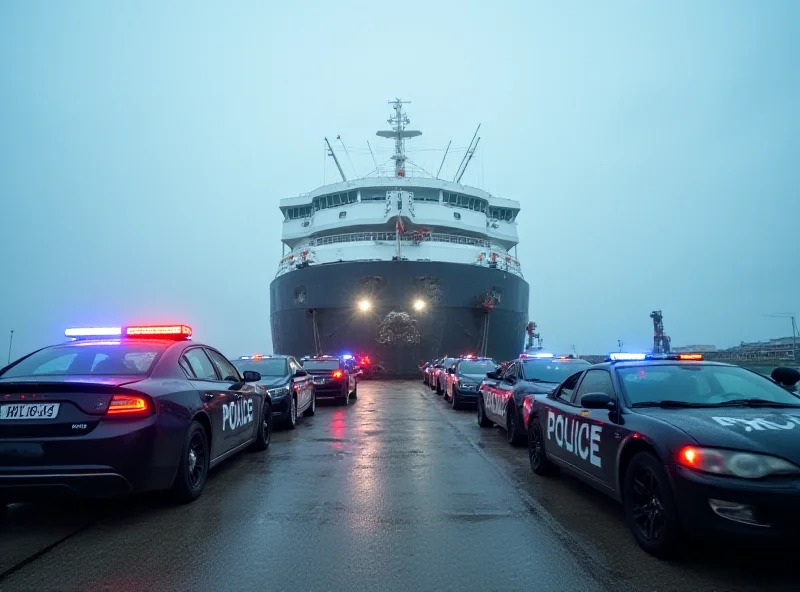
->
[289,357,311,412]
[183,346,229,459]
[488,362,517,423]
[540,371,585,467]
[205,347,259,450]
[570,368,625,488]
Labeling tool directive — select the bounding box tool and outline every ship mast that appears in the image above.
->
[377,99,422,261]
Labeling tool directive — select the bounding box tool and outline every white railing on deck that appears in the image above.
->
[276,232,523,278]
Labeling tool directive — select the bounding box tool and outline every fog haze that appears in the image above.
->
[1,0,798,359]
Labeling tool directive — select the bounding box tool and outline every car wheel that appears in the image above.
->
[623,452,681,558]
[303,392,316,417]
[285,396,297,430]
[451,389,460,410]
[506,405,524,446]
[528,421,557,476]
[477,396,493,428]
[339,385,349,406]
[251,403,272,451]
[350,381,358,400]
[170,420,209,504]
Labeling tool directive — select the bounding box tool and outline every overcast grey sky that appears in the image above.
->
[1,0,798,359]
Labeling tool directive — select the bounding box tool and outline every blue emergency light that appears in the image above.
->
[65,327,122,338]
[521,352,554,359]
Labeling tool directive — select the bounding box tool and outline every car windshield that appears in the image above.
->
[232,358,287,376]
[1,342,167,378]
[460,360,497,374]
[302,359,340,371]
[522,359,591,383]
[618,364,800,406]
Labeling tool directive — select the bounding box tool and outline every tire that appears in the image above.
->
[436,381,443,396]
[528,421,558,476]
[284,396,297,430]
[451,388,460,410]
[506,405,524,446]
[623,452,681,558]
[251,403,272,451]
[477,396,493,428]
[170,420,210,504]
[339,385,349,406]
[350,381,358,400]
[303,391,316,417]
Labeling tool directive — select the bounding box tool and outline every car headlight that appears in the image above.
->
[267,386,290,399]
[678,446,800,479]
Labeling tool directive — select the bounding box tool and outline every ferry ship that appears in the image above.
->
[270,100,530,376]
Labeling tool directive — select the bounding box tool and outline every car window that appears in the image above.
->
[2,344,166,378]
[521,359,592,384]
[184,348,219,380]
[617,364,800,405]
[232,358,287,376]
[179,356,195,378]
[573,369,614,404]
[554,371,584,405]
[502,362,517,381]
[206,349,241,382]
[302,359,340,371]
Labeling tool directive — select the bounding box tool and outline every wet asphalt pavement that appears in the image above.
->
[1,380,799,592]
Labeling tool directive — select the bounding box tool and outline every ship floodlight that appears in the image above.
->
[357,298,371,312]
[413,299,426,311]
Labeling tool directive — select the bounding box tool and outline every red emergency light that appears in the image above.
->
[331,369,344,380]
[124,325,193,339]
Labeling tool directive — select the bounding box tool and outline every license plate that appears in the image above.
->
[313,377,327,384]
[0,403,61,420]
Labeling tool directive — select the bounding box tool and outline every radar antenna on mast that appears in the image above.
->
[376,99,421,177]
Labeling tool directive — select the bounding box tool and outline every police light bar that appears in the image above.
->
[341,354,354,360]
[65,327,122,338]
[124,325,193,339]
[239,356,251,360]
[608,353,647,361]
[521,352,554,359]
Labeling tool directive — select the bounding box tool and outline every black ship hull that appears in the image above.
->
[270,261,530,376]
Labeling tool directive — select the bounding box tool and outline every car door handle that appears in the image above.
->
[235,393,243,400]
[204,393,214,401]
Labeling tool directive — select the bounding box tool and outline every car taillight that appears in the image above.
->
[106,394,151,417]
[331,370,344,380]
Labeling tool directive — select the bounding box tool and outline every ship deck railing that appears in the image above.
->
[277,231,523,278]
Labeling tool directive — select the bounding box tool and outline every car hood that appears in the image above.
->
[461,373,489,383]
[519,380,560,394]
[635,406,800,463]
[257,376,290,389]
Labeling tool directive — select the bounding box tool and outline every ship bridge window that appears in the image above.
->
[444,191,488,213]
[286,205,313,220]
[487,207,518,222]
[339,211,346,219]
[411,189,440,202]
[361,191,386,202]
[313,191,357,210]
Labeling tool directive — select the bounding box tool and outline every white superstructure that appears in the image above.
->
[276,100,523,279]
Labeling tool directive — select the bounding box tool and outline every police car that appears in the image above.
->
[0,325,270,505]
[300,355,357,405]
[522,352,800,557]
[444,356,498,410]
[478,353,590,445]
[232,354,315,430]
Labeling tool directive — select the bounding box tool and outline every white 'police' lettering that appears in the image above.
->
[547,410,602,468]
[713,415,800,432]
[222,398,254,432]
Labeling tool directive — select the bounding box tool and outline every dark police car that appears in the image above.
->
[300,355,357,405]
[232,354,315,430]
[522,352,800,557]
[0,325,270,505]
[478,353,590,445]
[444,356,498,410]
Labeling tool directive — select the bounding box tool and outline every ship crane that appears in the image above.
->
[650,310,671,354]
[525,321,543,352]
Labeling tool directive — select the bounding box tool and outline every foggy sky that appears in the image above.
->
[1,0,798,360]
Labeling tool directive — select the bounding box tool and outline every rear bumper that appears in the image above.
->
[313,384,347,399]
[0,416,180,502]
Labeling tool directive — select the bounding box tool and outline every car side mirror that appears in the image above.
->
[447,367,455,374]
[772,367,800,387]
[243,370,262,382]
[293,369,307,378]
[580,392,612,409]
[505,375,516,385]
